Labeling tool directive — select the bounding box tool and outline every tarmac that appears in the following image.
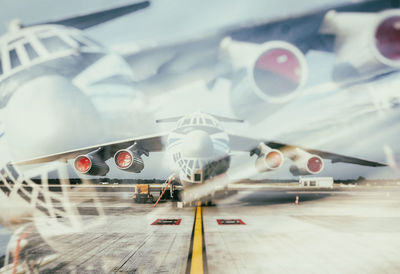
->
[2,185,400,273]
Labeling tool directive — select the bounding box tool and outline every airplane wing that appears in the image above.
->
[183,132,387,204]
[122,0,397,91]
[227,133,386,167]
[25,1,150,30]
[14,132,168,166]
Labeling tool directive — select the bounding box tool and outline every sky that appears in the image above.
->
[0,0,399,180]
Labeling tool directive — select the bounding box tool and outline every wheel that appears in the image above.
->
[149,195,155,203]
[172,190,182,201]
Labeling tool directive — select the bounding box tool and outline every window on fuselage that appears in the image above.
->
[9,49,21,68]
[0,58,3,75]
[40,36,71,53]
[23,43,39,60]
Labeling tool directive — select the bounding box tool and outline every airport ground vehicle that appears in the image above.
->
[132,184,154,203]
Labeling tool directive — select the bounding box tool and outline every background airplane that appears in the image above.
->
[0,0,399,181]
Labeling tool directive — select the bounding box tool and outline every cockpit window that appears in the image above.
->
[40,36,71,53]
[23,43,39,60]
[192,118,198,125]
[9,49,21,69]
[182,118,190,126]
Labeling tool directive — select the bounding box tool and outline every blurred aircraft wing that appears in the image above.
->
[25,1,150,30]
[14,132,168,166]
[228,133,386,167]
[121,0,397,90]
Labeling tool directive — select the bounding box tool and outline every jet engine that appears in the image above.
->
[287,148,324,176]
[74,149,109,176]
[221,38,308,103]
[321,10,400,81]
[220,38,307,122]
[114,143,147,173]
[253,143,284,172]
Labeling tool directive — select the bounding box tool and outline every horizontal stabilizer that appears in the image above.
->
[155,116,184,123]
[212,114,244,123]
[156,113,243,123]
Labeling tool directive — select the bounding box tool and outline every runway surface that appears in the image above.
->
[2,185,400,273]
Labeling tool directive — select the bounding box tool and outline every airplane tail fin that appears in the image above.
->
[26,1,150,30]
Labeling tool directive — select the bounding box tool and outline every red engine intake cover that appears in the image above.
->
[250,42,307,103]
[375,15,400,63]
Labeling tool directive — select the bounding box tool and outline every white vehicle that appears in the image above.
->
[299,177,334,188]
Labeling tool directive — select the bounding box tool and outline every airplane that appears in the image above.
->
[119,0,400,123]
[0,1,153,162]
[1,0,399,164]
[13,111,385,202]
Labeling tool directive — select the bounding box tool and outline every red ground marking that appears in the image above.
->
[151,219,182,225]
[216,219,245,225]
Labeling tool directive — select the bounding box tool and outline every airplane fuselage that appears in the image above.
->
[165,112,231,185]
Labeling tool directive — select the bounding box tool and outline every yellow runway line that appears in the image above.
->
[190,205,204,274]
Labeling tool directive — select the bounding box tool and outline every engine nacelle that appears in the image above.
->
[321,10,400,82]
[220,38,308,104]
[74,149,109,176]
[253,143,284,172]
[114,143,147,173]
[287,148,324,176]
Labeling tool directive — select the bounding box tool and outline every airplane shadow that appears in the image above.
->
[226,190,332,207]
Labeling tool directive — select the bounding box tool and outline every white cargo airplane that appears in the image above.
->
[13,111,385,200]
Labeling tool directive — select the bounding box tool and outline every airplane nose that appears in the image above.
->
[5,75,104,161]
[181,130,214,158]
